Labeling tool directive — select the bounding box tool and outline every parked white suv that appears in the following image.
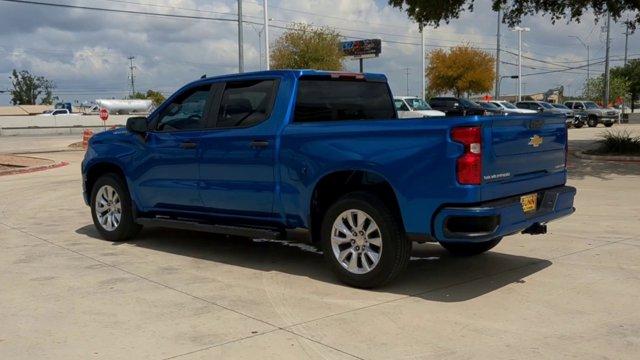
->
[394,96,445,118]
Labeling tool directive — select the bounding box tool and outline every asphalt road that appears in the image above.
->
[0,126,639,359]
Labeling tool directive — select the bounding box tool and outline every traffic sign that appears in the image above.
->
[99,108,109,121]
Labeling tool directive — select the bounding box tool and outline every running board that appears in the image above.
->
[135,217,282,239]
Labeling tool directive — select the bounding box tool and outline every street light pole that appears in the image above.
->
[263,0,270,70]
[495,8,501,99]
[250,25,264,70]
[604,11,611,107]
[421,26,425,100]
[569,36,590,96]
[512,26,530,102]
[238,0,244,73]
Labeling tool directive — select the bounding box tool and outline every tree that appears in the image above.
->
[387,1,640,29]
[582,74,630,105]
[130,89,166,106]
[612,59,640,110]
[9,70,55,105]
[426,45,495,97]
[271,23,344,70]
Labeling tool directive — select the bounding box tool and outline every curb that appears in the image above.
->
[574,151,640,163]
[0,161,70,176]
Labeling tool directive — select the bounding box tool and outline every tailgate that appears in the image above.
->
[482,115,567,199]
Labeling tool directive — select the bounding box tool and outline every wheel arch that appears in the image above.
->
[85,161,129,201]
[307,169,404,244]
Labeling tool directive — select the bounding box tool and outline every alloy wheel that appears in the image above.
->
[330,209,383,274]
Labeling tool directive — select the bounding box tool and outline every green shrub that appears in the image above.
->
[589,130,640,155]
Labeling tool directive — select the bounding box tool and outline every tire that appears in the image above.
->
[90,173,141,242]
[573,121,584,129]
[604,122,614,127]
[440,237,502,256]
[587,116,598,127]
[321,192,411,288]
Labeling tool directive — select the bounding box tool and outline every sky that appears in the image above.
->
[0,0,638,105]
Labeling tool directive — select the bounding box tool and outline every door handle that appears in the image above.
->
[250,140,269,149]
[180,141,198,149]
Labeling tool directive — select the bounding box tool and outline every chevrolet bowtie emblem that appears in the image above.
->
[529,135,543,147]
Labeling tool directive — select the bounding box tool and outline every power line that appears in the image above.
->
[0,0,239,22]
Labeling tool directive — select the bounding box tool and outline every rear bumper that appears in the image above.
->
[433,185,576,243]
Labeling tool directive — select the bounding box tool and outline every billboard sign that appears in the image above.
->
[341,39,382,59]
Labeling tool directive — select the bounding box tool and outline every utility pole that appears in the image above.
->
[569,36,590,97]
[624,22,631,65]
[512,26,530,102]
[604,11,611,107]
[494,8,501,99]
[238,0,244,73]
[404,68,410,96]
[421,26,426,99]
[263,0,270,70]
[127,56,136,96]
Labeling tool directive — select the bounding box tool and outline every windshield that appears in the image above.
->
[585,102,600,109]
[459,98,479,108]
[499,102,517,109]
[405,98,432,110]
[480,102,499,110]
[540,102,555,109]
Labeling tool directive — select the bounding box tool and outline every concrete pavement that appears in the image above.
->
[0,127,639,359]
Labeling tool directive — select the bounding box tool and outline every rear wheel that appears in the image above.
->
[440,237,502,256]
[90,173,141,242]
[321,192,410,288]
[604,122,614,127]
[587,116,598,127]
[573,121,584,129]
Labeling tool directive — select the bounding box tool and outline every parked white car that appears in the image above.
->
[38,109,79,116]
[488,100,537,114]
[394,96,446,118]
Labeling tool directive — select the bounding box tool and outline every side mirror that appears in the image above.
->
[126,116,148,134]
[537,106,544,112]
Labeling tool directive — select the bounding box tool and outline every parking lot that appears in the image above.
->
[1,126,639,359]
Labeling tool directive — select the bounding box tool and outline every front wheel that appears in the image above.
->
[604,122,614,127]
[321,192,411,288]
[440,237,502,256]
[90,173,141,242]
[587,116,598,127]
[573,121,584,129]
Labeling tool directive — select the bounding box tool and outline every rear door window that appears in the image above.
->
[216,80,277,128]
[294,78,395,122]
[394,100,410,111]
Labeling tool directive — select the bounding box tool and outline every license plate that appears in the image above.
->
[520,193,538,213]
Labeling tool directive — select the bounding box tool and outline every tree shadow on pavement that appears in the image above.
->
[568,139,640,181]
[76,224,551,302]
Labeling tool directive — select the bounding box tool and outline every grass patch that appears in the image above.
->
[586,130,640,156]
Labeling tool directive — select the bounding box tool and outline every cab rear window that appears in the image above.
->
[294,78,396,122]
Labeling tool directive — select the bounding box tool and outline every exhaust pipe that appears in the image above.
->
[522,223,547,235]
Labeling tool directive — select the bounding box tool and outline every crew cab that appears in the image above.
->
[82,70,576,288]
[564,101,617,127]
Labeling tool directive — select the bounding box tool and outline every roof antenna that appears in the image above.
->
[200,74,207,79]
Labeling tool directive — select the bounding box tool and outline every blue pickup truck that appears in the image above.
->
[82,70,575,288]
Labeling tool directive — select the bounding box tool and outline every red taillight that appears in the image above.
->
[451,126,482,185]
